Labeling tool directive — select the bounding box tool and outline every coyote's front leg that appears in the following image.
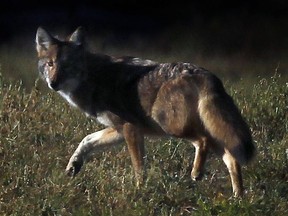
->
[123,123,145,187]
[66,127,124,176]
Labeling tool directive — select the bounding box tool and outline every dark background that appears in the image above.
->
[1,0,288,85]
[1,0,288,55]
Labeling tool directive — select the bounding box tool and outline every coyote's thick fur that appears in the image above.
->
[36,27,255,197]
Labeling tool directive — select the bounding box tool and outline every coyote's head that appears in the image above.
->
[36,27,86,92]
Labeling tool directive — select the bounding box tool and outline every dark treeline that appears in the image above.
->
[1,0,288,56]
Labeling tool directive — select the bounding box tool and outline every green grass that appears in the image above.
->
[0,69,287,215]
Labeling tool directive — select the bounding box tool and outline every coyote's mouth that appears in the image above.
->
[47,79,60,91]
[47,77,80,92]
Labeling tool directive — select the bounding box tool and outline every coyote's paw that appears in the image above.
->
[65,156,83,177]
[191,169,204,181]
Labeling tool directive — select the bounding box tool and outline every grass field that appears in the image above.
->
[0,32,287,215]
[0,66,287,215]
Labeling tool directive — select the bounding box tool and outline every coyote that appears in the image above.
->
[36,27,255,197]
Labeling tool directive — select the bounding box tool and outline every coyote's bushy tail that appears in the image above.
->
[197,74,255,165]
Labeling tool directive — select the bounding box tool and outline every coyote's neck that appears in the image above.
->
[58,91,78,108]
[57,52,159,123]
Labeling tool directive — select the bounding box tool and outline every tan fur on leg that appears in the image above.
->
[223,151,244,197]
[123,123,145,187]
[191,137,209,181]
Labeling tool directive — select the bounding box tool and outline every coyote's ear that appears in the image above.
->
[36,27,55,52]
[69,27,85,46]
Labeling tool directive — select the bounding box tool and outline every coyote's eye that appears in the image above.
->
[47,61,54,67]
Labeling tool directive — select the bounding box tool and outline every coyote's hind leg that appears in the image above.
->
[222,151,244,197]
[191,137,209,181]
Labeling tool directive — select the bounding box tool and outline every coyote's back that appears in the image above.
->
[36,27,255,197]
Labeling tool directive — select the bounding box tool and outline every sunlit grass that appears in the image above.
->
[0,32,287,215]
[0,66,287,215]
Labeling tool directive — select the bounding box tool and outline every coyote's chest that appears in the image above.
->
[96,113,114,127]
[58,90,115,127]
